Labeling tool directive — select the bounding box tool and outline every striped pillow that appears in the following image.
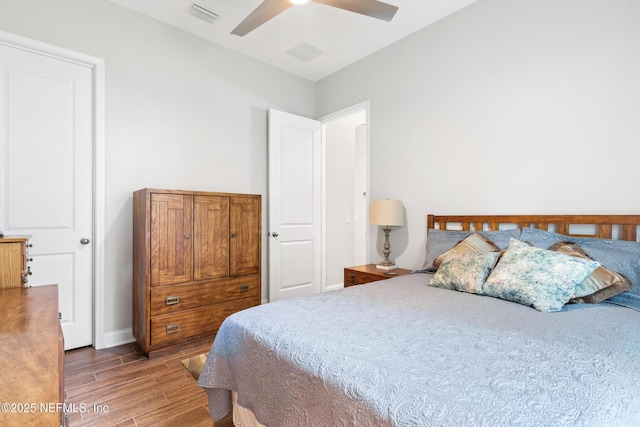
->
[433,233,500,270]
[549,242,632,304]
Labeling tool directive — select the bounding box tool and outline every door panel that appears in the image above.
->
[230,196,261,277]
[280,240,314,292]
[150,194,193,286]
[0,43,93,349]
[268,109,322,301]
[193,195,229,280]
[281,126,315,224]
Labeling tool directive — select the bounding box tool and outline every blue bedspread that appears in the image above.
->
[198,273,640,426]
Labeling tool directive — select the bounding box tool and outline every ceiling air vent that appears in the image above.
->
[188,3,219,24]
[286,42,324,63]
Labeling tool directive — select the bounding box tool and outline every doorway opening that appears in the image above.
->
[321,101,369,291]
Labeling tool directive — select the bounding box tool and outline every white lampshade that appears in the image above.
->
[369,199,404,227]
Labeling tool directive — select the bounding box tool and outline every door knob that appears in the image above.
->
[80,237,90,245]
[271,232,279,237]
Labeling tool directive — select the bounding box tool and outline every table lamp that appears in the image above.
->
[369,199,404,270]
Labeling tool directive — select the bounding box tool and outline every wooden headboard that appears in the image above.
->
[427,214,640,242]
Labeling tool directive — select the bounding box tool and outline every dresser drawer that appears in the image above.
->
[150,297,258,347]
[0,237,31,289]
[150,274,259,316]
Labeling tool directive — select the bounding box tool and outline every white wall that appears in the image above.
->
[316,0,640,270]
[0,0,315,346]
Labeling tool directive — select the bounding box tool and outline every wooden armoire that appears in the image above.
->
[133,188,261,357]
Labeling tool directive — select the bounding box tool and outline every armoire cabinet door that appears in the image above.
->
[193,195,230,280]
[150,193,193,286]
[230,197,261,276]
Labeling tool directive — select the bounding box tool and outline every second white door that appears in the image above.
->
[268,109,322,302]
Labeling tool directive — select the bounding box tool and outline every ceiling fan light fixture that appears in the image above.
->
[232,0,398,37]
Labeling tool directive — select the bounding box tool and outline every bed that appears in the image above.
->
[198,214,640,426]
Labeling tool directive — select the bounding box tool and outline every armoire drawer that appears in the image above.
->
[150,274,259,316]
[150,297,258,347]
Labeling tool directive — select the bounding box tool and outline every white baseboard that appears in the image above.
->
[324,283,344,292]
[97,328,135,349]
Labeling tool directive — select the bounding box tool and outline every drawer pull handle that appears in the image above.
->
[239,284,250,292]
[166,324,179,334]
[165,295,180,306]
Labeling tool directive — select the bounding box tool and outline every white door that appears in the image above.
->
[0,43,93,349]
[268,109,322,302]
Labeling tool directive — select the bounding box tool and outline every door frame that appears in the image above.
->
[0,30,106,349]
[319,100,371,292]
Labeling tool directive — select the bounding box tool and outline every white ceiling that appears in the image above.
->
[106,0,477,82]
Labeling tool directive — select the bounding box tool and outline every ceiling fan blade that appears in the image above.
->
[313,0,399,22]
[231,0,294,36]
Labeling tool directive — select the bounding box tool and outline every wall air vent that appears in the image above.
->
[188,3,219,24]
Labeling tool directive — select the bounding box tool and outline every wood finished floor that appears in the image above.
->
[64,341,233,427]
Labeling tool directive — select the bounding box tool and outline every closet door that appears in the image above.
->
[0,40,96,349]
[193,195,230,280]
[150,193,193,286]
[230,196,261,276]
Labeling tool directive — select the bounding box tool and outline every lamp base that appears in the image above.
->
[376,263,397,270]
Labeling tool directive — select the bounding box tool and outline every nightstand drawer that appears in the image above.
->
[345,271,385,287]
[344,264,412,288]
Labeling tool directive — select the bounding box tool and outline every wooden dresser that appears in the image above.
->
[133,188,262,357]
[0,235,32,289]
[0,285,65,426]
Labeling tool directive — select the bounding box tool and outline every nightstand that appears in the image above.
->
[344,264,413,288]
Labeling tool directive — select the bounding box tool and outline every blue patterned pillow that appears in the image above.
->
[484,239,600,312]
[428,252,501,294]
[521,227,640,311]
[421,228,521,272]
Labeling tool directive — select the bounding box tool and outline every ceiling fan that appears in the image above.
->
[231,0,399,37]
